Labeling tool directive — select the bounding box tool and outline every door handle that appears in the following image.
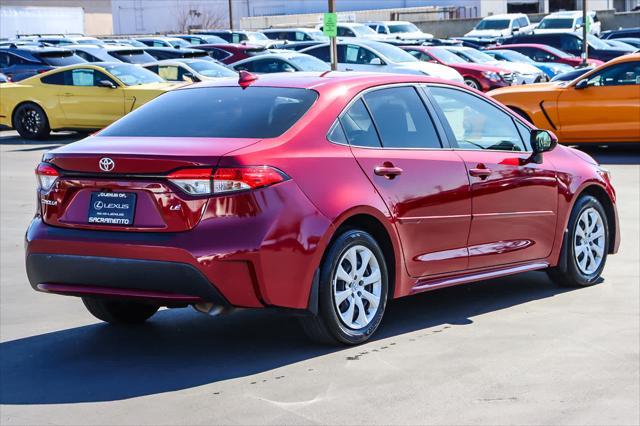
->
[61,92,74,97]
[345,68,354,71]
[469,165,492,179]
[374,164,403,179]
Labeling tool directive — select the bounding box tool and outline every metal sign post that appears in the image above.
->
[325,0,338,71]
[581,0,589,66]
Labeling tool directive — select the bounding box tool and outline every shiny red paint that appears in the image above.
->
[26,72,620,311]
[401,45,512,92]
[487,44,605,67]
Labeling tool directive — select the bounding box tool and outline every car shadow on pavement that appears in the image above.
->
[1,271,577,405]
[0,131,84,147]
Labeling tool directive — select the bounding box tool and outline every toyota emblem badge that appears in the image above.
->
[99,157,115,172]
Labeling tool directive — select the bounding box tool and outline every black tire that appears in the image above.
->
[82,297,159,324]
[463,77,481,91]
[13,103,50,140]
[547,195,609,287]
[300,229,389,345]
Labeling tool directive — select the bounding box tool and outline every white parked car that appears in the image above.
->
[143,58,237,82]
[534,11,601,36]
[444,46,545,85]
[315,22,390,41]
[464,13,536,40]
[364,21,433,42]
[261,28,328,42]
[301,39,464,83]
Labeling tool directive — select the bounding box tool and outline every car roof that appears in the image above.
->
[237,51,305,61]
[262,28,317,32]
[482,13,525,20]
[2,46,73,53]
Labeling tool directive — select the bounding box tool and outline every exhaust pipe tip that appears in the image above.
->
[192,302,234,316]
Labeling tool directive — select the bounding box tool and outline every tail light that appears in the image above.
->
[167,166,287,196]
[35,163,59,191]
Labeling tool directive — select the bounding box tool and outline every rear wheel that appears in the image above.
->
[548,195,609,287]
[464,77,481,91]
[82,297,159,324]
[13,103,50,140]
[300,229,388,345]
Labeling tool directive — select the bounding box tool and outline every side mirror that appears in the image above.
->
[369,57,383,65]
[182,72,200,82]
[512,27,520,34]
[524,129,558,164]
[97,80,116,89]
[575,78,589,89]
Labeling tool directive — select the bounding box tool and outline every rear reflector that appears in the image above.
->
[35,163,59,191]
[167,166,287,196]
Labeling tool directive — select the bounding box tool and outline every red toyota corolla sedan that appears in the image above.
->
[26,71,619,345]
[402,45,514,91]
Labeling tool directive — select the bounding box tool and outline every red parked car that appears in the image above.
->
[26,72,619,345]
[487,44,604,68]
[193,43,269,64]
[402,45,514,91]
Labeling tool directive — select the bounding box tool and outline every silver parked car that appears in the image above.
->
[231,51,329,73]
[143,58,236,82]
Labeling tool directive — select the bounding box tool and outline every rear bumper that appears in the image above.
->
[26,254,229,305]
[25,180,334,309]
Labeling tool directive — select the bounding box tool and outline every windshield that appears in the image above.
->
[110,49,156,64]
[187,60,237,77]
[373,42,418,63]
[351,25,378,36]
[537,18,574,29]
[475,19,510,30]
[388,23,420,33]
[168,38,191,48]
[247,32,269,41]
[456,48,494,63]
[586,33,617,49]
[429,47,468,64]
[104,64,165,85]
[493,49,534,63]
[101,87,318,138]
[289,55,330,71]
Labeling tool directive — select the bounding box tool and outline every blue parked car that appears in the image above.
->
[484,48,574,78]
[0,45,86,81]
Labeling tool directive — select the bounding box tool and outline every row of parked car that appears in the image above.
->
[0,18,638,140]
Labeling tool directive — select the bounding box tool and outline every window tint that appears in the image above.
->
[37,52,85,66]
[560,34,581,52]
[41,71,66,85]
[430,86,526,152]
[364,87,441,149]
[587,61,640,86]
[340,99,381,148]
[327,120,348,144]
[303,46,330,62]
[42,68,115,86]
[337,27,355,37]
[101,87,317,138]
[0,52,10,67]
[235,58,295,73]
[75,50,99,62]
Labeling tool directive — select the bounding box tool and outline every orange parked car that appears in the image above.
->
[488,53,640,144]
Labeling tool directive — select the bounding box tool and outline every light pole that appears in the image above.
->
[228,0,234,30]
[581,0,589,66]
[328,0,337,71]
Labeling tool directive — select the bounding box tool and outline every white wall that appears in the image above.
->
[0,6,84,38]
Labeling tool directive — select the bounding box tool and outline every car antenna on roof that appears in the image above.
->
[238,70,258,88]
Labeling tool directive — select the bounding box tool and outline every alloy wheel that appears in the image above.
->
[574,207,605,275]
[464,79,479,90]
[20,108,41,136]
[332,245,382,330]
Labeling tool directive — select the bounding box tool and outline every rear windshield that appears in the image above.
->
[109,49,155,64]
[37,52,86,66]
[101,87,318,138]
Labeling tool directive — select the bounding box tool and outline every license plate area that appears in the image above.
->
[88,191,137,226]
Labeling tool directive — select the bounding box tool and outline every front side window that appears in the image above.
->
[586,61,640,87]
[340,45,378,65]
[42,68,115,86]
[364,87,441,149]
[101,87,318,138]
[340,99,381,148]
[429,86,526,152]
[158,65,184,81]
[337,27,355,37]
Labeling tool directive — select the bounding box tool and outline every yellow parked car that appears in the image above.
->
[0,62,176,139]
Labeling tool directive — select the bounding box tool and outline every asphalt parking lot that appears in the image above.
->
[0,130,638,426]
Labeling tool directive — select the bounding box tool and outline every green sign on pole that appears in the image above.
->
[323,12,337,37]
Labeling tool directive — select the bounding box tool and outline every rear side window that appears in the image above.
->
[101,87,317,138]
[364,87,441,149]
[340,99,381,148]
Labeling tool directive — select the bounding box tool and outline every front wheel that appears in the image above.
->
[464,78,481,91]
[300,229,389,345]
[82,297,159,324]
[13,103,50,140]
[548,195,609,287]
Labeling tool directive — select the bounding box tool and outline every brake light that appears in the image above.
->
[35,163,59,191]
[167,166,287,196]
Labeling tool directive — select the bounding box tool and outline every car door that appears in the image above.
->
[340,86,472,277]
[555,60,640,142]
[55,68,124,128]
[428,85,558,270]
